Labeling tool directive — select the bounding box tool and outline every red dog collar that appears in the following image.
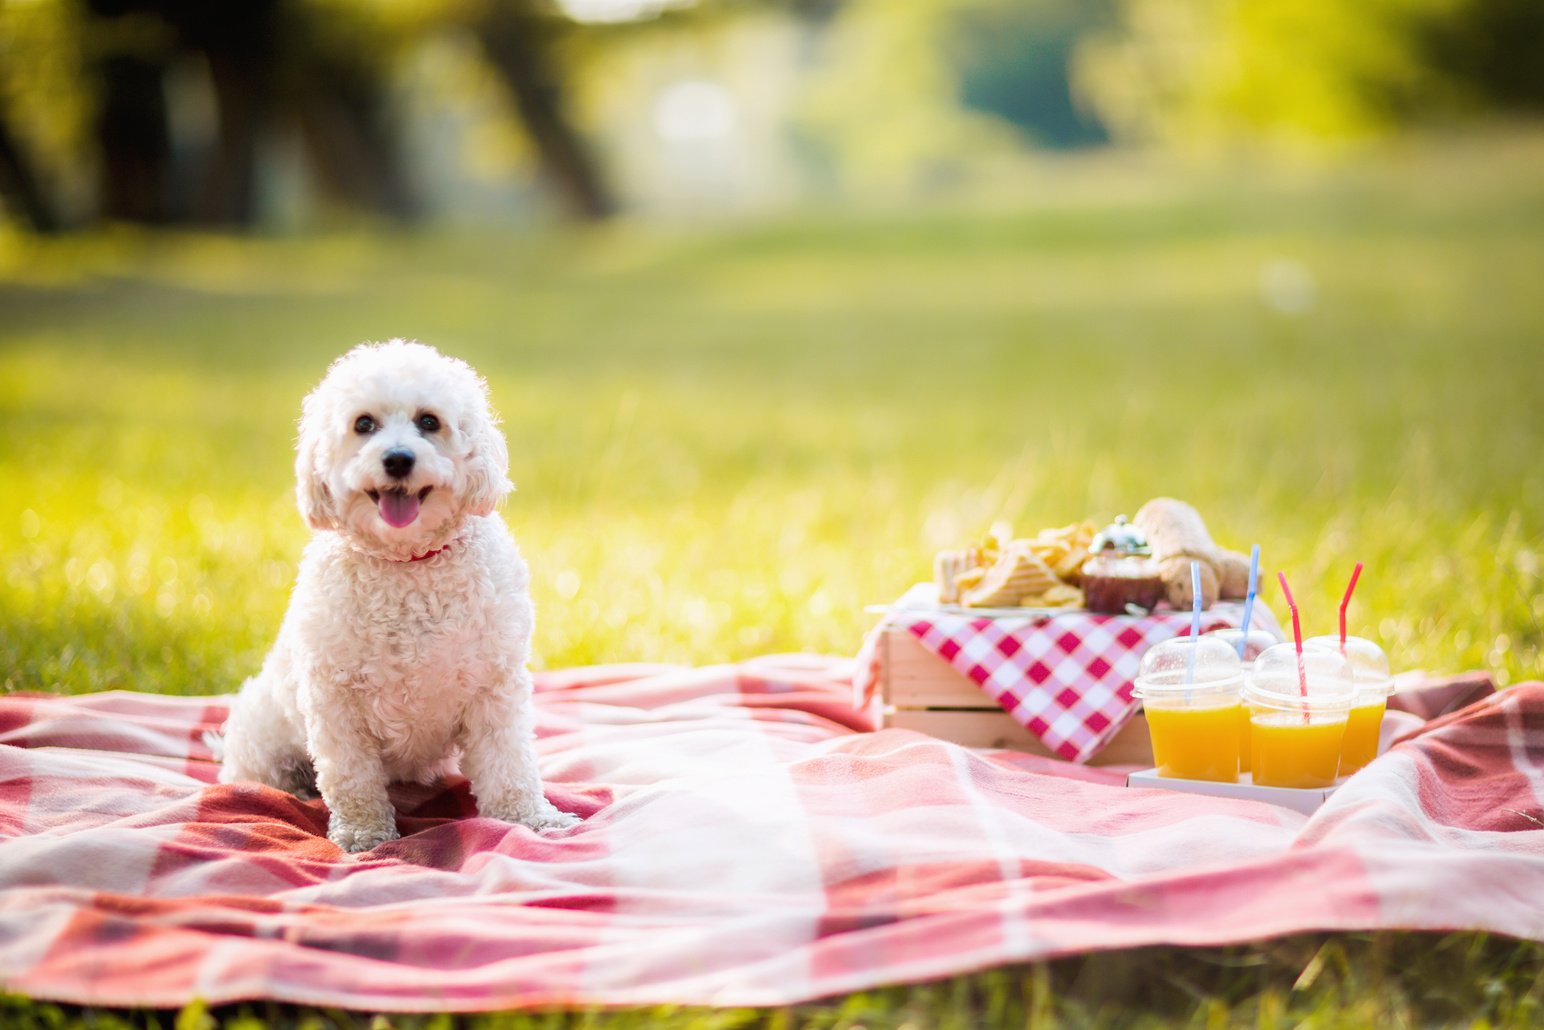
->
[405,544,450,563]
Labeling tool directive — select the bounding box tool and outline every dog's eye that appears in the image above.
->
[354,415,376,435]
[416,413,440,433]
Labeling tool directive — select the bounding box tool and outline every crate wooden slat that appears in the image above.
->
[879,626,1153,766]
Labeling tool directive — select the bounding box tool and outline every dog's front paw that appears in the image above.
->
[328,815,399,853]
[527,806,581,832]
[482,797,580,833]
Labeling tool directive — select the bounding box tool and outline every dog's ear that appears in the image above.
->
[463,398,513,519]
[295,396,339,531]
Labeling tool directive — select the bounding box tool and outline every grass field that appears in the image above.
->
[2,129,1543,1025]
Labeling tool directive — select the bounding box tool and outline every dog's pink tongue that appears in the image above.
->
[378,491,420,528]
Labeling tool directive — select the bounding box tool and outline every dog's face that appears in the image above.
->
[294,340,511,553]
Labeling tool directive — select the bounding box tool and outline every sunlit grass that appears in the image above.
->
[4,136,1541,694]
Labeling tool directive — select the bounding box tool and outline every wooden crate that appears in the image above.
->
[878,626,1153,766]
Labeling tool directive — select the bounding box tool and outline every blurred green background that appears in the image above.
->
[2,0,1542,699]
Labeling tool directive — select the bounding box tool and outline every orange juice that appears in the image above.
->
[1146,703,1243,783]
[1338,699,1387,775]
[1235,704,1253,773]
[1250,712,1347,788]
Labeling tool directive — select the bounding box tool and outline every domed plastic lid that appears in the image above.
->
[1204,626,1281,664]
[1132,636,1242,699]
[1304,635,1393,695]
[1243,643,1356,712]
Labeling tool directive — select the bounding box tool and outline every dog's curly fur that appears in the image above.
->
[219,340,577,852]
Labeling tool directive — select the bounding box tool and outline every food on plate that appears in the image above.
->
[954,543,1061,607]
[933,549,976,605]
[936,520,1095,608]
[1081,515,1166,614]
[936,501,1254,614]
[1133,498,1253,610]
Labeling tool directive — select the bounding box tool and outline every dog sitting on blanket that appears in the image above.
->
[219,340,578,852]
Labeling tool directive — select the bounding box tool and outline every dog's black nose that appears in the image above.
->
[382,448,415,480]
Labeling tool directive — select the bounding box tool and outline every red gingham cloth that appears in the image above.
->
[856,591,1284,762]
[1,661,1542,1012]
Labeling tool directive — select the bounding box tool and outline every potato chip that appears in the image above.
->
[960,543,1060,608]
[955,566,985,588]
[1036,583,1085,608]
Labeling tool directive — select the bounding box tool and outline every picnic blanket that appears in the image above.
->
[1,658,1541,1012]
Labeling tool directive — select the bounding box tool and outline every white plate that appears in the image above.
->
[864,602,1081,619]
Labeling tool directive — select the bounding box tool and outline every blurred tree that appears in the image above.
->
[0,109,62,232]
[78,0,417,226]
[287,1,418,222]
[1419,0,1544,109]
[475,0,614,220]
[0,0,618,230]
[181,0,281,225]
[1076,0,1544,151]
[82,0,290,225]
[84,0,178,223]
[0,0,93,228]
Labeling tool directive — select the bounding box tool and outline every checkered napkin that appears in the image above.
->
[859,588,1283,762]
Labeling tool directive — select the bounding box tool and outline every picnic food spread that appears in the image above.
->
[918,500,1394,803]
[935,498,1254,614]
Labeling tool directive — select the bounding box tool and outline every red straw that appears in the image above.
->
[1276,571,1309,703]
[1339,561,1364,647]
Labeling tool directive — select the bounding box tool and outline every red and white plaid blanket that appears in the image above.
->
[1,659,1541,1011]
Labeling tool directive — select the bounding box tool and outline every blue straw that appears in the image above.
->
[1186,560,1203,685]
[1237,544,1261,660]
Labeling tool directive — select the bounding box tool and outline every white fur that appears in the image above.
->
[219,340,577,852]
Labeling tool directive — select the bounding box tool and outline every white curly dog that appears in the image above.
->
[219,340,578,852]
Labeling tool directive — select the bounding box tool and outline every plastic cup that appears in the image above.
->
[1243,644,1356,788]
[1305,635,1393,775]
[1133,637,1245,783]
[1204,626,1282,773]
[1205,627,1281,664]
